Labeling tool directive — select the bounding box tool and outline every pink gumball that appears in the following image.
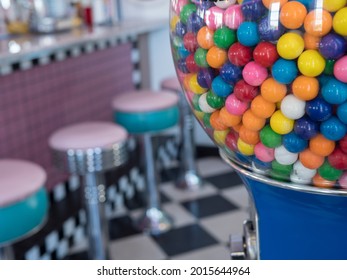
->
[242,61,268,86]
[255,143,275,162]
[204,6,224,30]
[225,94,249,116]
[224,4,244,29]
[334,56,347,83]
[172,0,189,15]
[339,172,347,189]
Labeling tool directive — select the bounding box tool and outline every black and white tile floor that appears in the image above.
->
[67,156,250,260]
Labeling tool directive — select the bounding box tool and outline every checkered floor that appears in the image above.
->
[67,156,250,260]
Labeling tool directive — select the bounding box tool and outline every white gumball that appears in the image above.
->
[214,0,236,9]
[274,145,298,165]
[290,173,312,185]
[198,92,216,113]
[281,94,306,120]
[292,161,317,180]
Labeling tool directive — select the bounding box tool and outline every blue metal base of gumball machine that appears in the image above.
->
[220,151,347,260]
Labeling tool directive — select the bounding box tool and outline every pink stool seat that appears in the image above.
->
[112,90,179,113]
[48,122,128,152]
[0,159,46,207]
[161,77,182,93]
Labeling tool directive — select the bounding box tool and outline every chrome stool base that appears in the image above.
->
[136,207,173,235]
[0,246,14,260]
[176,170,203,191]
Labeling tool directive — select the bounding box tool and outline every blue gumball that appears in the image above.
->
[337,102,347,125]
[237,21,260,47]
[294,116,319,140]
[241,0,267,21]
[220,62,242,84]
[319,33,347,60]
[320,116,347,141]
[321,78,347,105]
[175,21,187,38]
[305,97,333,122]
[187,12,205,33]
[211,75,234,98]
[283,132,308,153]
[197,68,216,88]
[272,58,298,84]
[258,16,285,42]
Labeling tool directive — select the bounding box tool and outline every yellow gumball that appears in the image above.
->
[270,110,294,135]
[297,50,326,77]
[333,7,347,36]
[214,129,229,145]
[194,110,204,121]
[277,33,305,60]
[237,138,255,156]
[189,73,207,94]
[324,0,347,12]
[170,15,180,31]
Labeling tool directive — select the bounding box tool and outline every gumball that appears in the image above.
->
[324,59,335,76]
[283,132,307,153]
[228,42,253,66]
[337,102,347,125]
[237,21,260,47]
[260,78,287,103]
[253,42,279,68]
[303,32,320,50]
[225,94,249,115]
[319,33,347,60]
[290,173,312,185]
[333,7,347,36]
[334,56,347,83]
[224,4,244,30]
[277,33,305,60]
[183,32,199,52]
[254,142,275,162]
[258,15,285,41]
[199,92,216,113]
[339,172,347,189]
[281,94,306,120]
[192,94,202,111]
[213,27,236,49]
[220,62,242,84]
[233,80,259,102]
[294,116,319,140]
[237,138,255,155]
[175,21,187,37]
[211,75,233,97]
[189,73,207,94]
[323,0,347,12]
[241,0,267,21]
[177,58,189,73]
[298,50,326,77]
[280,1,307,30]
[320,116,347,141]
[292,161,317,180]
[180,4,197,25]
[214,0,236,9]
[252,157,271,174]
[219,107,242,127]
[197,68,216,88]
[260,125,282,148]
[242,109,266,131]
[309,134,336,157]
[210,110,229,130]
[321,78,347,105]
[194,48,209,68]
[186,54,200,73]
[340,135,347,154]
[274,145,298,165]
[214,129,230,145]
[304,9,332,37]
[187,12,205,33]
[239,125,260,145]
[206,90,225,109]
[272,160,293,176]
[312,174,335,188]
[242,61,268,86]
[270,110,294,135]
[328,147,347,170]
[299,149,325,169]
[204,6,224,30]
[305,97,332,122]
[318,161,343,181]
[197,26,214,49]
[172,0,189,15]
[292,76,319,101]
[178,44,190,59]
[203,113,212,128]
[272,58,298,84]
[225,129,239,151]
[251,95,276,119]
[262,0,288,9]
[206,46,228,68]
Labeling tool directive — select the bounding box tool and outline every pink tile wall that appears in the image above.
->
[0,44,134,189]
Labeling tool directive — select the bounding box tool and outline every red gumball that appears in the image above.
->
[228,42,253,66]
[183,32,198,53]
[340,135,347,154]
[233,80,259,102]
[253,42,279,68]
[225,130,239,152]
[328,147,347,170]
[186,53,200,73]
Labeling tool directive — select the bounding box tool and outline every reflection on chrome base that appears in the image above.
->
[136,207,173,236]
[176,170,203,191]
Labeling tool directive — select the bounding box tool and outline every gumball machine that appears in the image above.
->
[170,0,347,259]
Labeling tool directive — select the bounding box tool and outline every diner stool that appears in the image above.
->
[112,90,179,235]
[161,77,203,191]
[0,159,48,260]
[48,122,128,260]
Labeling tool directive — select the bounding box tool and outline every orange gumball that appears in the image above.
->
[280,1,307,30]
[309,134,336,157]
[232,123,242,133]
[210,110,228,131]
[299,149,325,169]
[260,78,287,103]
[304,9,332,37]
[262,0,288,9]
[303,32,320,50]
[292,75,319,101]
[239,125,260,145]
[242,109,266,132]
[251,95,276,119]
[219,107,242,127]
[206,46,227,69]
[197,26,215,50]
[312,173,335,188]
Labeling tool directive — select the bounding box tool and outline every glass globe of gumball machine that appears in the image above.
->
[170,0,347,259]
